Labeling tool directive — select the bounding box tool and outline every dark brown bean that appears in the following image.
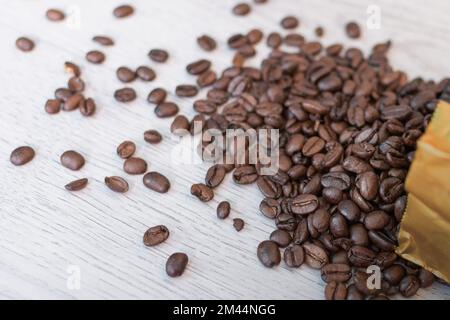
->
[65,178,88,191]
[197,35,216,51]
[60,150,85,171]
[136,66,156,81]
[143,172,171,193]
[45,99,61,114]
[346,21,361,39]
[281,16,299,29]
[143,225,169,246]
[155,102,179,118]
[191,183,214,202]
[116,67,136,83]
[92,35,114,46]
[147,88,167,104]
[113,4,134,18]
[46,9,65,21]
[123,157,147,175]
[257,240,281,268]
[16,37,34,52]
[86,50,105,64]
[186,59,211,75]
[166,252,188,277]
[80,98,96,116]
[114,88,136,102]
[217,201,231,219]
[104,176,129,193]
[232,3,251,16]
[284,245,305,267]
[10,146,35,166]
[233,218,245,231]
[144,130,163,144]
[148,49,169,63]
[175,85,198,98]
[205,165,226,188]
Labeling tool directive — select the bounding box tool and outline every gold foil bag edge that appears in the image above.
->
[397,100,450,283]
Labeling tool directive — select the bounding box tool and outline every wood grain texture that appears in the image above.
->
[0,0,449,300]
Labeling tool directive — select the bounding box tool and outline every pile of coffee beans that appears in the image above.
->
[10,2,450,298]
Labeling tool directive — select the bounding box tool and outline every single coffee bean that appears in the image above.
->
[170,115,190,136]
[205,164,226,188]
[325,281,347,300]
[260,198,281,219]
[197,70,217,88]
[80,97,96,116]
[197,35,216,51]
[143,172,171,193]
[68,76,85,92]
[10,146,35,166]
[350,223,369,247]
[303,242,329,269]
[257,240,281,268]
[281,16,299,29]
[123,157,147,175]
[337,200,361,222]
[104,176,129,193]
[65,178,88,191]
[291,194,319,215]
[148,49,169,63]
[348,245,375,267]
[383,264,406,285]
[147,88,167,104]
[270,229,292,248]
[284,245,304,267]
[116,67,136,83]
[144,130,162,144]
[60,150,85,171]
[54,88,72,101]
[356,171,379,200]
[186,59,211,75]
[136,66,156,81]
[155,102,179,118]
[92,35,114,46]
[113,4,134,18]
[345,21,361,39]
[257,176,281,199]
[321,263,352,283]
[85,50,105,64]
[114,88,136,102]
[46,9,65,21]
[63,93,84,111]
[233,165,258,184]
[166,252,188,277]
[321,172,351,190]
[418,269,435,288]
[329,213,349,238]
[233,218,245,231]
[246,29,263,44]
[217,201,231,219]
[399,275,420,297]
[267,32,282,48]
[315,26,324,37]
[64,61,81,76]
[45,99,61,114]
[143,225,169,246]
[175,85,198,98]
[364,210,390,230]
[302,136,325,157]
[374,251,397,269]
[16,37,35,52]
[191,183,214,202]
[232,3,251,16]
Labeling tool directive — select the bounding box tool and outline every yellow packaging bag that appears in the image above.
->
[397,100,450,283]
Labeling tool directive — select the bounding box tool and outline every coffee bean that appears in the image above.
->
[114,88,136,102]
[113,4,134,18]
[86,50,105,64]
[257,240,281,268]
[321,263,351,283]
[171,115,190,136]
[364,210,390,230]
[337,200,360,222]
[143,172,171,193]
[303,242,329,269]
[175,85,198,98]
[399,275,420,297]
[143,225,169,246]
[228,34,249,49]
[166,252,188,277]
[284,245,304,267]
[46,9,65,21]
[291,194,319,215]
[45,99,61,114]
[325,281,347,300]
[68,76,85,92]
[64,61,81,76]
[197,70,217,88]
[233,218,245,231]
[197,35,216,51]
[144,130,162,144]
[63,93,84,111]
[259,198,281,219]
[55,88,73,101]
[147,88,167,104]
[191,183,214,202]
[315,26,324,37]
[257,176,281,199]
[10,146,35,166]
[136,66,156,81]
[155,102,179,118]
[383,264,406,285]
[16,37,34,52]
[270,229,291,248]
[348,245,375,267]
[104,176,129,193]
[302,136,325,157]
[247,29,263,44]
[418,269,435,288]
[233,165,258,184]
[205,164,226,188]
[281,16,299,29]
[60,150,85,171]
[65,178,88,191]
[80,98,96,116]
[148,49,169,63]
[217,201,231,219]
[116,141,136,159]
[186,59,211,75]
[345,21,361,39]
[116,67,136,83]
[123,157,147,175]
[92,35,114,46]
[267,32,282,48]
[232,3,251,16]
[356,171,378,200]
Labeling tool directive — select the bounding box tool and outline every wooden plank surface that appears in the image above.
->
[0,0,449,299]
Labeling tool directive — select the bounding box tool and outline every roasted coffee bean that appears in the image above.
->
[65,178,88,191]
[85,50,105,64]
[276,213,297,231]
[175,85,198,97]
[291,194,319,215]
[284,245,304,267]
[348,245,375,267]
[217,201,231,219]
[260,198,281,219]
[64,61,81,76]
[374,251,397,269]
[45,99,61,114]
[345,21,361,38]
[197,35,216,51]
[79,97,96,116]
[147,88,167,104]
[144,130,162,144]
[63,93,84,111]
[143,172,170,193]
[117,67,136,83]
[257,176,281,198]
[197,70,217,87]
[10,146,35,166]
[315,26,324,37]
[16,37,35,52]
[46,9,65,21]
[379,177,404,203]
[194,100,217,114]
[233,218,245,231]
[92,35,114,46]
[155,102,179,118]
[329,213,349,238]
[143,225,169,246]
[191,183,214,202]
[114,88,136,102]
[350,223,369,247]
[117,141,136,159]
[104,176,129,193]
[343,156,372,174]
[302,137,325,157]
[55,88,73,101]
[399,275,420,297]
[232,3,251,16]
[68,76,85,92]
[257,240,281,268]
[325,281,347,300]
[418,269,435,288]
[205,164,226,188]
[187,59,211,75]
[368,230,396,251]
[281,16,299,29]
[113,4,134,18]
[123,157,147,175]
[364,210,390,230]
[303,242,329,269]
[356,171,378,200]
[331,251,349,265]
[166,252,188,277]
[321,263,352,283]
[322,187,342,204]
[321,172,351,190]
[383,264,406,285]
[247,29,263,44]
[148,49,169,63]
[233,165,258,184]
[337,200,360,222]
[170,115,190,136]
[136,66,156,81]
[60,150,85,171]
[267,32,282,48]
[270,229,292,248]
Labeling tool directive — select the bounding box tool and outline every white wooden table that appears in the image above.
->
[0,0,449,300]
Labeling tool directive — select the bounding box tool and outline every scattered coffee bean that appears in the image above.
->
[10,146,35,166]
[64,61,81,76]
[232,3,251,16]
[114,88,136,102]
[281,16,299,29]
[399,275,420,297]
[60,150,85,171]
[345,21,361,39]
[267,32,282,48]
[92,35,114,46]
[104,176,129,193]
[205,164,226,188]
[46,9,65,21]
[86,50,105,64]
[143,172,171,193]
[155,102,179,118]
[233,218,245,231]
[16,37,34,52]
[257,240,281,268]
[217,201,231,219]
[247,29,263,44]
[113,4,134,18]
[143,225,169,246]
[175,85,198,98]
[63,93,84,111]
[197,70,217,87]
[80,97,96,116]
[45,99,61,114]
[166,252,188,277]
[65,178,88,191]
[148,49,169,63]
[171,115,190,136]
[143,130,163,144]
[123,157,147,175]
[117,141,136,159]
[197,35,217,51]
[116,66,136,83]
[315,26,324,37]
[270,229,291,248]
[68,76,85,92]
[147,88,167,104]
[191,183,214,202]
[136,66,156,81]
[303,242,329,269]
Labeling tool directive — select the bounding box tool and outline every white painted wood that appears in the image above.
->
[0,0,449,300]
